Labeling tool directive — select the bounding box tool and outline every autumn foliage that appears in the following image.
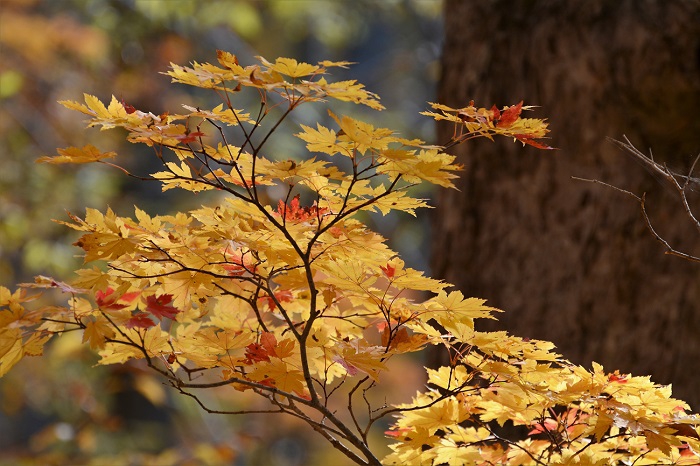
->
[2,51,699,465]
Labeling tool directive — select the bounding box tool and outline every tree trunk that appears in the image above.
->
[433,0,700,408]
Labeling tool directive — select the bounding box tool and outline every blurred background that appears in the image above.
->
[0,0,442,464]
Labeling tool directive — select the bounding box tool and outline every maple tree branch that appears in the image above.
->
[186,142,226,187]
[175,385,286,416]
[110,247,270,291]
[249,99,299,198]
[272,391,344,437]
[40,317,82,328]
[299,380,381,464]
[308,174,404,253]
[240,285,269,333]
[348,375,372,439]
[264,273,298,335]
[98,161,154,182]
[477,420,549,466]
[282,398,379,466]
[101,332,175,382]
[373,380,478,427]
[637,193,700,262]
[174,374,315,406]
[217,80,259,152]
[574,138,700,265]
[630,450,654,466]
[139,139,259,204]
[317,350,344,395]
[182,122,326,413]
[205,118,257,198]
[573,177,700,263]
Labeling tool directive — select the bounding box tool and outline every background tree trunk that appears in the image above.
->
[433,0,700,408]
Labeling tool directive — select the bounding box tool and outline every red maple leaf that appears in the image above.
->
[125,313,155,329]
[222,244,257,276]
[277,196,302,220]
[276,195,328,222]
[528,418,559,436]
[145,294,180,321]
[497,101,523,128]
[260,332,278,358]
[514,134,555,150]
[96,287,140,310]
[121,99,137,114]
[490,104,501,122]
[259,289,293,310]
[385,428,412,438]
[175,131,205,144]
[244,342,270,364]
[380,263,396,279]
[257,377,275,388]
[608,371,628,383]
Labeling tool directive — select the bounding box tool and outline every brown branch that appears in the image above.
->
[573,137,700,263]
[611,136,700,235]
[572,177,700,263]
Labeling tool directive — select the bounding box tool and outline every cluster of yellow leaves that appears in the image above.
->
[423,100,554,150]
[0,287,51,377]
[2,51,697,466]
[167,51,383,110]
[385,354,700,465]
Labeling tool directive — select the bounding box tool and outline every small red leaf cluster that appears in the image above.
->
[276,196,328,222]
[491,101,522,128]
[96,287,139,311]
[259,289,293,310]
[244,332,278,364]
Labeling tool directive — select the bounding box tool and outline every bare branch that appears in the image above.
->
[574,138,700,263]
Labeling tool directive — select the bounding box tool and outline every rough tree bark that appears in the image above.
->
[433,0,700,407]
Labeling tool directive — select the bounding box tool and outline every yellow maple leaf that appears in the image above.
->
[37,145,117,164]
[295,123,342,155]
[333,341,388,382]
[432,439,485,466]
[315,78,384,110]
[403,399,463,433]
[181,103,251,126]
[82,318,115,350]
[248,359,306,396]
[263,57,320,78]
[152,162,215,193]
[644,428,679,456]
[22,333,51,357]
[84,93,111,118]
[272,338,296,359]
[0,329,24,377]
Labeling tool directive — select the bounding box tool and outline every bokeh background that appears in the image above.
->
[0,1,443,464]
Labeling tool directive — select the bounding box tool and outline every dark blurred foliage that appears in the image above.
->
[0,0,441,463]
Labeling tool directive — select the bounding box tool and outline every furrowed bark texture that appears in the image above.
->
[433,0,700,407]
